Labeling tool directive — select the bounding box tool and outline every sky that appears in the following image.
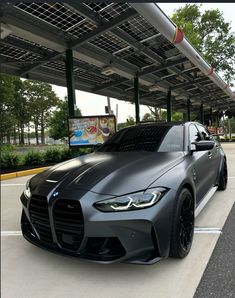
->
[51,3,235,123]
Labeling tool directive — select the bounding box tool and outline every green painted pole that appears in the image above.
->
[200,103,204,124]
[167,87,172,122]
[210,108,213,126]
[65,49,76,117]
[187,98,191,121]
[134,76,140,124]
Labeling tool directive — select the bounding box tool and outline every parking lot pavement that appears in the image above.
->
[1,144,235,298]
[194,203,235,298]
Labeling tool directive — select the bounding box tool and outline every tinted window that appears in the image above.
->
[189,125,201,143]
[98,125,184,152]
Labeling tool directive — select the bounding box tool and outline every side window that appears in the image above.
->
[189,125,201,143]
[197,125,213,140]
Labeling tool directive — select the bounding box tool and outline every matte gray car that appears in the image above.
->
[20,122,227,264]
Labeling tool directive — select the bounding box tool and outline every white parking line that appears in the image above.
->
[194,227,222,234]
[1,231,22,236]
[228,177,235,179]
[1,184,25,186]
[1,228,222,237]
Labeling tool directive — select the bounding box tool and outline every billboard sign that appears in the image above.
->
[68,115,116,147]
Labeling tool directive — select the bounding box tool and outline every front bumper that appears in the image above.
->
[21,188,176,264]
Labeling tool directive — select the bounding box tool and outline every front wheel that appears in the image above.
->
[218,159,228,191]
[170,188,194,258]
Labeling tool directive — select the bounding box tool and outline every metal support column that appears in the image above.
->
[210,108,213,126]
[216,111,220,127]
[167,87,172,122]
[65,49,76,117]
[134,76,140,124]
[200,103,204,124]
[187,98,191,122]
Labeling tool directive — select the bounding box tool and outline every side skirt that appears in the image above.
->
[195,186,218,217]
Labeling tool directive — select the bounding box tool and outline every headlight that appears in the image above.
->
[94,187,168,212]
[23,180,31,199]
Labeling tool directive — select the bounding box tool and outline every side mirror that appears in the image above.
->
[191,140,215,152]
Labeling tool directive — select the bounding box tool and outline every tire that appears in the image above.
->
[170,188,194,258]
[218,159,228,191]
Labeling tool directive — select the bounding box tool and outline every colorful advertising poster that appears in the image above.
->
[217,127,224,135]
[68,115,116,147]
[207,126,217,135]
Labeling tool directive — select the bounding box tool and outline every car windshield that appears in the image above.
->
[98,125,184,152]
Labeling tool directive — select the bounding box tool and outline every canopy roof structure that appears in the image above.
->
[1,2,235,115]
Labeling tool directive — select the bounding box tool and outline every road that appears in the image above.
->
[1,143,235,298]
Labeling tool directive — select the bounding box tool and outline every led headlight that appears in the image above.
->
[94,188,168,212]
[23,180,31,199]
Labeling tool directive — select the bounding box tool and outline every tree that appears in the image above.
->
[0,74,16,144]
[126,116,135,126]
[24,80,60,144]
[171,4,235,83]
[142,113,156,122]
[49,98,81,141]
[12,78,31,144]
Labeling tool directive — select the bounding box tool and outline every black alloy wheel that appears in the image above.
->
[218,160,228,191]
[170,188,194,258]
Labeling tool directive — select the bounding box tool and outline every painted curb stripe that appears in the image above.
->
[0,167,49,181]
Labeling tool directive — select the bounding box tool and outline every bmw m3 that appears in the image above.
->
[20,122,227,264]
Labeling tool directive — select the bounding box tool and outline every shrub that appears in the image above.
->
[60,148,73,161]
[0,152,19,170]
[0,144,15,152]
[43,148,62,163]
[23,151,44,166]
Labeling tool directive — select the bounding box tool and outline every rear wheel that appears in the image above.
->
[218,160,228,191]
[170,188,194,258]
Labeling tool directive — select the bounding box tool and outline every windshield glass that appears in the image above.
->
[98,125,184,152]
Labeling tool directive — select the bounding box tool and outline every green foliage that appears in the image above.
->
[60,148,74,161]
[0,144,15,152]
[0,152,19,170]
[43,148,62,163]
[172,4,235,82]
[23,151,44,166]
[142,113,156,122]
[49,98,81,140]
[126,116,135,126]
[23,80,60,144]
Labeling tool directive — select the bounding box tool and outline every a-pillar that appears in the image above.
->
[167,87,172,122]
[65,49,76,117]
[134,76,140,124]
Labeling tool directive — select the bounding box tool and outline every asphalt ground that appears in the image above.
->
[194,202,235,298]
[1,143,235,298]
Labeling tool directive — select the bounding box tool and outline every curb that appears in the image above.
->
[0,167,49,181]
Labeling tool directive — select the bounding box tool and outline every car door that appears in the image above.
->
[196,124,221,188]
[189,124,214,203]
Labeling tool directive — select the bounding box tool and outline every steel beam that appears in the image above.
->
[134,76,140,124]
[200,103,204,124]
[167,88,172,122]
[187,98,191,122]
[70,9,138,49]
[65,49,76,117]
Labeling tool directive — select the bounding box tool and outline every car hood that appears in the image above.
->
[30,152,185,196]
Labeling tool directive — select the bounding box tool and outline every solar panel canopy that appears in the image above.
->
[1,2,235,114]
